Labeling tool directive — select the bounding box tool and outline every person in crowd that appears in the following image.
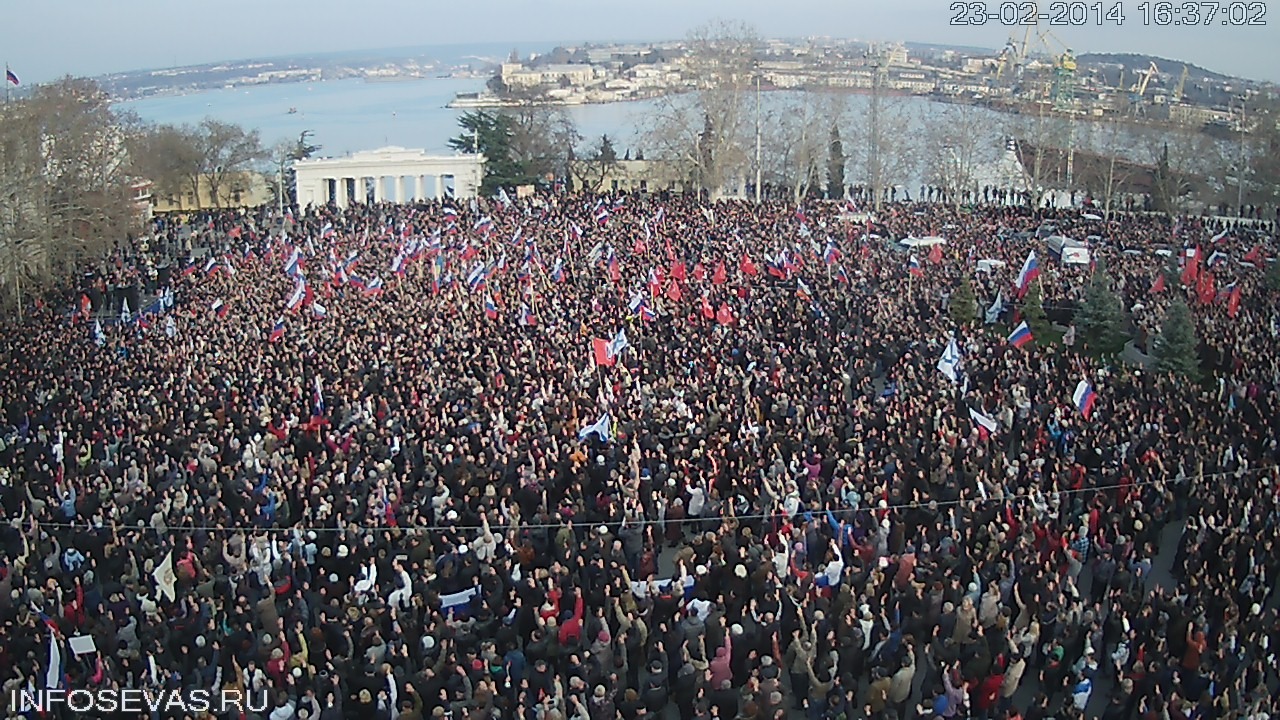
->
[1,193,1278,720]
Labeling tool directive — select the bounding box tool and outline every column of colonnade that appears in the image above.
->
[321,173,454,207]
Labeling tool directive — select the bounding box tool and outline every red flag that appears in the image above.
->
[739,254,758,277]
[700,295,715,320]
[666,280,683,303]
[715,303,734,325]
[632,237,647,255]
[1149,274,1166,294]
[927,244,943,264]
[592,338,616,367]
[670,261,687,282]
[1197,271,1215,305]
[712,262,727,285]
[608,261,621,283]
[1243,245,1262,264]
[1180,246,1201,286]
[1227,284,1242,318]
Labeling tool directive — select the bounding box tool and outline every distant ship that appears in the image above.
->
[287,107,298,115]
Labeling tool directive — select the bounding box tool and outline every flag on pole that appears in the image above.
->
[937,337,962,383]
[92,319,106,347]
[1149,273,1166,294]
[1015,251,1040,298]
[6,68,19,86]
[1007,321,1033,349]
[1072,380,1097,420]
[908,255,924,277]
[312,377,325,416]
[578,413,613,443]
[607,328,630,358]
[1226,283,1242,318]
[269,317,285,343]
[119,299,131,324]
[984,291,1004,324]
[592,338,615,367]
[968,407,998,440]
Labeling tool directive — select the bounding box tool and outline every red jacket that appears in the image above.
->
[975,673,1004,710]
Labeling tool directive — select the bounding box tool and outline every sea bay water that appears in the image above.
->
[118,76,663,157]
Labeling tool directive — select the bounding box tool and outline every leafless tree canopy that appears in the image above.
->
[0,77,141,310]
[641,20,760,197]
[920,104,987,205]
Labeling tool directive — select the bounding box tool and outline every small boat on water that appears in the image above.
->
[287,107,298,115]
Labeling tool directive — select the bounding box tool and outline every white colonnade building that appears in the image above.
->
[293,147,486,208]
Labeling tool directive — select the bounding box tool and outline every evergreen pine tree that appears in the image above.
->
[1153,297,1201,379]
[1077,262,1128,354]
[1019,281,1052,340]
[950,276,978,327]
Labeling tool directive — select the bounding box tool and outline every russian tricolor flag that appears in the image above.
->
[550,259,565,283]
[908,255,924,277]
[320,222,335,239]
[823,241,842,265]
[1015,251,1040,298]
[211,299,228,318]
[364,276,384,296]
[520,303,536,326]
[1072,380,1097,420]
[484,296,499,320]
[312,377,325,417]
[284,249,303,278]
[467,263,488,292]
[1007,321,1033,349]
[202,257,218,276]
[269,318,285,342]
[286,279,308,312]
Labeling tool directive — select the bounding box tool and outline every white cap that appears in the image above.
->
[458,544,469,554]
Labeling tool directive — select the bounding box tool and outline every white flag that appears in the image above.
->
[164,316,177,338]
[120,299,132,324]
[44,632,63,690]
[937,337,962,384]
[152,551,176,602]
[968,407,998,434]
[984,291,1004,324]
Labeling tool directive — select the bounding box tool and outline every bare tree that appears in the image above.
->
[502,102,579,183]
[759,93,834,202]
[197,118,266,208]
[127,123,204,209]
[1144,127,1213,214]
[570,134,623,193]
[847,92,918,208]
[1003,104,1073,207]
[0,77,141,310]
[920,104,987,206]
[642,19,759,198]
[1081,118,1134,216]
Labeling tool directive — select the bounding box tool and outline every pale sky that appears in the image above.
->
[6,0,1278,84]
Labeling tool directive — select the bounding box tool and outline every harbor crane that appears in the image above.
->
[1130,61,1159,115]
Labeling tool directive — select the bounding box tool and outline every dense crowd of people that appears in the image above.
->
[1,192,1278,720]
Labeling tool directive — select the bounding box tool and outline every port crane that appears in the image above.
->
[1129,61,1159,115]
[1173,65,1189,103]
